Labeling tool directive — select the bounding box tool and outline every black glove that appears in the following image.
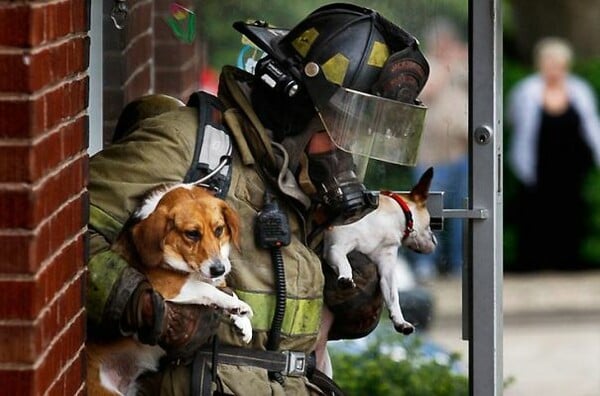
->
[322,251,384,340]
[122,282,221,359]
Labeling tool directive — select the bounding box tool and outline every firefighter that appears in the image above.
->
[87,3,429,395]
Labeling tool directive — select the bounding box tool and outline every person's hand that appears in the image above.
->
[123,283,221,359]
[322,251,383,340]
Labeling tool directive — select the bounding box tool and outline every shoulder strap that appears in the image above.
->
[185,91,233,198]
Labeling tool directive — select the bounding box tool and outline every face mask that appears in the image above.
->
[307,148,378,225]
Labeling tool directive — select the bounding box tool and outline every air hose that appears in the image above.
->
[254,189,291,384]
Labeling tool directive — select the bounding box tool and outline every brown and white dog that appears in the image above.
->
[323,167,436,335]
[87,184,253,396]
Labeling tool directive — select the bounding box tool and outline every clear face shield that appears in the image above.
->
[304,61,427,170]
[302,63,428,224]
[317,86,427,167]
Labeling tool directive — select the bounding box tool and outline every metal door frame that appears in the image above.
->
[469,1,503,394]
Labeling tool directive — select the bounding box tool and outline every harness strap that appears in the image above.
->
[186,91,233,198]
[189,345,349,395]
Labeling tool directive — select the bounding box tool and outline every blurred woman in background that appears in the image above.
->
[508,37,600,271]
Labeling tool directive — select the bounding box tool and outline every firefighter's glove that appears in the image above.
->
[322,251,384,340]
[372,44,430,104]
[123,282,221,359]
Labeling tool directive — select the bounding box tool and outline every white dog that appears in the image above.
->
[323,167,437,335]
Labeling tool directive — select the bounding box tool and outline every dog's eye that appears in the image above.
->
[214,226,224,238]
[184,230,201,241]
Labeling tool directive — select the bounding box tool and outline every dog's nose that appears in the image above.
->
[209,262,226,277]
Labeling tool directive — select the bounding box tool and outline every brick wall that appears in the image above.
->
[0,0,89,394]
[102,0,201,145]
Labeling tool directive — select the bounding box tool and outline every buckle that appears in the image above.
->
[282,351,306,377]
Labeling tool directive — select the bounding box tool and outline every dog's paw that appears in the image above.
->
[393,321,415,335]
[337,276,356,289]
[231,314,253,343]
[225,300,253,318]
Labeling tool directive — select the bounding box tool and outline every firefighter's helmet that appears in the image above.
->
[234,2,430,165]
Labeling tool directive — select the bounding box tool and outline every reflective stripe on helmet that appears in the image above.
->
[291,27,319,57]
[367,41,390,67]
[322,53,350,86]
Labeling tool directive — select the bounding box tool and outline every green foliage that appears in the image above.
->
[574,59,600,99]
[581,169,600,266]
[329,333,468,396]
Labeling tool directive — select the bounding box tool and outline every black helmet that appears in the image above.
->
[235,3,429,165]
[236,3,425,92]
[279,3,406,92]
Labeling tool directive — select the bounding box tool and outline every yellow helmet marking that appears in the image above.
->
[322,53,350,86]
[367,41,390,67]
[291,27,319,57]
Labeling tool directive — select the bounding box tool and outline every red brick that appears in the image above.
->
[0,1,88,48]
[125,0,153,44]
[0,111,86,182]
[0,76,87,139]
[61,114,89,159]
[28,3,46,46]
[0,369,34,395]
[56,0,73,37]
[0,234,84,320]
[0,232,35,273]
[0,193,87,274]
[125,32,153,77]
[0,310,86,395]
[0,156,86,229]
[37,311,85,394]
[124,63,152,102]
[45,76,89,134]
[155,60,200,100]
[154,40,197,68]
[0,322,38,364]
[0,130,59,184]
[46,349,85,396]
[155,14,178,41]
[41,0,76,43]
[0,270,83,364]
[0,188,33,229]
[0,144,32,182]
[0,4,33,47]
[0,98,44,139]
[0,51,30,92]
[71,0,89,33]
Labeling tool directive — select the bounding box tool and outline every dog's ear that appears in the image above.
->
[410,167,434,204]
[221,202,241,250]
[131,207,170,267]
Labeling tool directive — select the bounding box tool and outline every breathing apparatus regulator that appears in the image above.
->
[234,3,430,225]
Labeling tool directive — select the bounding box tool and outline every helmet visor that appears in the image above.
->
[316,87,427,166]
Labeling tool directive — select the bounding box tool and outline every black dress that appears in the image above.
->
[516,104,593,271]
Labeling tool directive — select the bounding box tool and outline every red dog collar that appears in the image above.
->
[380,190,414,240]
